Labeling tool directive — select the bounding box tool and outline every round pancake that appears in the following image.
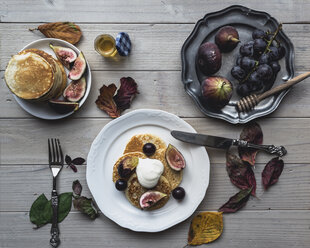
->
[152,148,183,189]
[4,52,54,100]
[112,152,146,182]
[123,134,167,154]
[20,49,66,99]
[125,174,171,210]
[19,49,57,72]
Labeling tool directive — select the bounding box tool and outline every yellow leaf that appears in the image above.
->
[188,212,223,245]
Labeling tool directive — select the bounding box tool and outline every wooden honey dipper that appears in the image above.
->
[236,71,310,112]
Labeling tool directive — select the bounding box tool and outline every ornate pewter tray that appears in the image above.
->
[181,5,294,124]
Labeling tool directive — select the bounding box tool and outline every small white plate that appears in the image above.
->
[11,38,91,119]
[87,109,210,232]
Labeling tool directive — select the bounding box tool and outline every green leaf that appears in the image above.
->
[53,192,73,222]
[73,196,99,220]
[30,194,50,228]
[29,192,73,228]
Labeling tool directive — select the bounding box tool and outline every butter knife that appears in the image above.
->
[171,130,287,157]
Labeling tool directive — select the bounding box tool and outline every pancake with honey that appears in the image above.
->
[123,134,167,154]
[124,134,183,189]
[125,174,171,210]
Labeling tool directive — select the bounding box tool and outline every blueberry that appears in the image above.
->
[143,143,156,156]
[115,179,127,191]
[172,187,186,200]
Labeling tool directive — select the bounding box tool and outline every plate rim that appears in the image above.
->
[11,38,92,120]
[86,109,210,232]
[181,5,295,124]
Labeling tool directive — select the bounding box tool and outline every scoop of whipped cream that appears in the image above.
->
[136,158,164,188]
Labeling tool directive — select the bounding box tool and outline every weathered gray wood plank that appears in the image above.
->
[1,118,310,165]
[1,0,309,23]
[0,210,309,248]
[1,70,310,118]
[0,163,309,212]
[0,23,309,71]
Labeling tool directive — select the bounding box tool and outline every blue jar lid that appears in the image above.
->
[115,32,131,56]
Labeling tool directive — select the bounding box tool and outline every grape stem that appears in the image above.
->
[240,23,283,84]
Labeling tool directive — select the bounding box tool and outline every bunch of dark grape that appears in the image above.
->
[231,27,286,97]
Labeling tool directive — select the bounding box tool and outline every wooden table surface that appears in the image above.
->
[1,1,310,247]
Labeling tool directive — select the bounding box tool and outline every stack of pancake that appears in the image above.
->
[112,134,183,210]
[4,49,66,101]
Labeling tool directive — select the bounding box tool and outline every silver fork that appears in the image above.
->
[48,139,64,248]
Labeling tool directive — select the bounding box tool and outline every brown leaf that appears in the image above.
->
[226,152,256,196]
[95,84,120,118]
[30,22,82,44]
[188,212,223,245]
[219,187,252,213]
[238,122,263,166]
[262,157,284,190]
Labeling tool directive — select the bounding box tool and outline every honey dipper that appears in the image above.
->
[236,71,310,112]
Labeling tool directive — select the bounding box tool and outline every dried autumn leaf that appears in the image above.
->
[114,77,139,111]
[73,196,99,220]
[219,187,252,213]
[188,212,223,246]
[238,122,263,166]
[95,84,120,118]
[72,180,83,196]
[226,152,256,196]
[29,22,82,44]
[262,157,284,190]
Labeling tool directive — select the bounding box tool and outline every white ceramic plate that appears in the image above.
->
[87,109,210,232]
[11,38,91,119]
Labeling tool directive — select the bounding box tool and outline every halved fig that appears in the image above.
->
[48,99,79,114]
[165,144,186,171]
[68,51,86,80]
[63,77,86,102]
[49,43,77,69]
[139,191,167,209]
[117,156,139,178]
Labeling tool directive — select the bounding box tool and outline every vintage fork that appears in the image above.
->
[48,139,64,248]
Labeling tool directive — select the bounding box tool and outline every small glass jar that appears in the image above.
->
[94,34,118,57]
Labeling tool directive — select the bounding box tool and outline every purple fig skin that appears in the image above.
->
[201,76,233,109]
[215,26,240,53]
[197,42,222,76]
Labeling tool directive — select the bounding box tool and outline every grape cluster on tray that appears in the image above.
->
[231,26,286,97]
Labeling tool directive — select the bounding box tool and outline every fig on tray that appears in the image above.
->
[201,76,233,109]
[196,42,222,76]
[215,26,239,53]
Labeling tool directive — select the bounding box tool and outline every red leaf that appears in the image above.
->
[114,77,139,111]
[95,84,120,118]
[226,152,256,196]
[238,122,263,166]
[219,187,252,213]
[262,157,284,190]
[72,157,85,165]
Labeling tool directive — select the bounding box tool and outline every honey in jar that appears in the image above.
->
[94,34,118,57]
